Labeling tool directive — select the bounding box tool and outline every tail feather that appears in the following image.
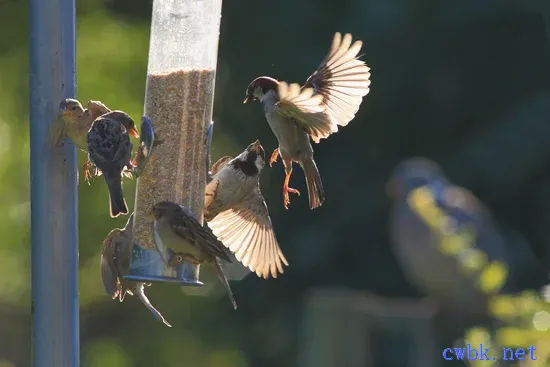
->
[300,158,325,209]
[105,173,128,218]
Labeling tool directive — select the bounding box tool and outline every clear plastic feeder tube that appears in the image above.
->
[129,0,223,282]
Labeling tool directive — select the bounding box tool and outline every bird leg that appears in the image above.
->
[83,159,93,184]
[282,160,300,210]
[269,148,280,167]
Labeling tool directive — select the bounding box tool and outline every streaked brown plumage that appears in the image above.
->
[204,140,288,279]
[151,201,238,309]
[244,32,371,210]
[52,99,139,183]
[100,214,172,327]
[87,111,135,218]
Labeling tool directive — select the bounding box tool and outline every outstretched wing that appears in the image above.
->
[275,82,336,143]
[304,32,371,128]
[207,186,288,279]
[275,33,370,143]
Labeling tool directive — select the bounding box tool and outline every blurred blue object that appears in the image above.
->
[29,0,79,365]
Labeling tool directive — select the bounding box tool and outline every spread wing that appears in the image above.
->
[275,82,336,143]
[206,186,288,279]
[170,210,233,262]
[303,32,371,130]
[275,33,370,143]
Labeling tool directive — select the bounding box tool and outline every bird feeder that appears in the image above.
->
[126,0,223,285]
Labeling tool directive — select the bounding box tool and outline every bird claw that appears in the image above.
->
[283,186,300,210]
[269,148,279,167]
[83,161,94,185]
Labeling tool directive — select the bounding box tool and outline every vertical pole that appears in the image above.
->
[29,0,79,365]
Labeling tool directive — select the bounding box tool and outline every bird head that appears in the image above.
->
[59,98,85,121]
[232,139,265,176]
[243,76,279,104]
[103,228,123,249]
[386,157,445,200]
[151,201,191,221]
[103,111,140,139]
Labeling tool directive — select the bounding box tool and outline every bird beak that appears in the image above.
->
[250,139,262,153]
[127,126,140,139]
[243,96,249,104]
[61,109,71,117]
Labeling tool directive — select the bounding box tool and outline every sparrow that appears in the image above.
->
[151,201,238,309]
[243,32,371,210]
[51,99,140,182]
[131,116,155,178]
[386,157,513,337]
[100,214,172,327]
[87,111,135,218]
[204,140,288,279]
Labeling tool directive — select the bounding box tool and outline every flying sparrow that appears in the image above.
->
[101,214,172,327]
[87,111,135,218]
[52,99,139,183]
[204,140,288,279]
[151,201,238,309]
[244,32,371,210]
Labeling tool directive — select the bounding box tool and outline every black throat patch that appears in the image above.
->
[231,151,259,177]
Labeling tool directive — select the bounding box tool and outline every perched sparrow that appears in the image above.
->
[131,116,155,178]
[101,214,172,327]
[151,201,237,309]
[386,158,512,337]
[51,99,113,183]
[204,140,288,279]
[244,32,371,210]
[87,111,135,218]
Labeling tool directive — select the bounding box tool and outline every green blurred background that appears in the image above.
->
[2,0,550,366]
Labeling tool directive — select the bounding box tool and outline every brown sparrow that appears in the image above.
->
[244,32,371,210]
[204,140,288,279]
[101,214,171,327]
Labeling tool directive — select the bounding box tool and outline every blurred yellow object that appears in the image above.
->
[489,295,516,319]
[407,186,449,230]
[457,248,488,275]
[478,261,508,294]
[439,232,473,255]
[464,327,495,367]
[495,327,530,347]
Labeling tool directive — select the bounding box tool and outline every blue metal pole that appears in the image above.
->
[29,0,79,365]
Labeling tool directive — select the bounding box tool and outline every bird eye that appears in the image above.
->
[176,255,183,262]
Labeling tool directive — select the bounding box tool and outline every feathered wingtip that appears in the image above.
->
[132,115,155,177]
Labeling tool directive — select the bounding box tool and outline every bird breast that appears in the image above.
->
[265,110,313,160]
[156,218,199,256]
[206,166,258,218]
